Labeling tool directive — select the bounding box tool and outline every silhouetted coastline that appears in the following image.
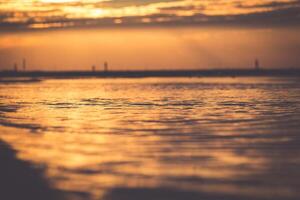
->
[1,69,300,79]
[0,78,42,84]
[0,141,63,200]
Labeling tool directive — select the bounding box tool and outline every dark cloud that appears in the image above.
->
[236,0,300,9]
[228,6,300,26]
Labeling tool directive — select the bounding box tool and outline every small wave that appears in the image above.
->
[0,105,21,113]
[0,78,42,84]
[40,102,79,109]
[0,119,44,133]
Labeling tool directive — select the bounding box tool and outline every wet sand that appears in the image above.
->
[0,139,293,200]
[0,141,62,200]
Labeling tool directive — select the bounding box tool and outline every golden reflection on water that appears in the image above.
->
[0,126,271,200]
[1,77,300,200]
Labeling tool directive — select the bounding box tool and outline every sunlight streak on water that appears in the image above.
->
[1,77,300,200]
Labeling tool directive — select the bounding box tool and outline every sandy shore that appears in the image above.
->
[0,141,63,200]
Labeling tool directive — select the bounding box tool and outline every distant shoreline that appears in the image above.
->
[1,69,300,78]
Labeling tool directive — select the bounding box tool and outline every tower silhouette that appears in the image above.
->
[22,58,26,71]
[14,63,18,72]
[104,61,108,72]
[23,58,26,71]
[92,65,96,72]
[255,59,260,70]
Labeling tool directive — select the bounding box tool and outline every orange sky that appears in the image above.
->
[1,27,300,70]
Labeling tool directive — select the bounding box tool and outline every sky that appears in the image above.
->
[0,0,300,70]
[1,0,300,29]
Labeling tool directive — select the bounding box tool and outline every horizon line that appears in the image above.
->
[1,68,300,78]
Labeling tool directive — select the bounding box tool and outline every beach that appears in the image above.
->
[0,140,63,200]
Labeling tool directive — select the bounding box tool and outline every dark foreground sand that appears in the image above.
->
[0,141,63,200]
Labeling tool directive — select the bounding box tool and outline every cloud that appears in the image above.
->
[236,0,300,9]
[0,0,300,30]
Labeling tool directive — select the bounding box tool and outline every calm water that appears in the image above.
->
[1,77,300,200]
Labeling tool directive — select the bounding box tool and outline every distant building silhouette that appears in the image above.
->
[92,65,96,72]
[104,61,108,72]
[255,59,260,70]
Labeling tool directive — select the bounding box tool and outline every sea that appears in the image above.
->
[1,77,300,200]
